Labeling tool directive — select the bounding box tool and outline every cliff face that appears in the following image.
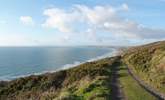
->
[123,41,165,93]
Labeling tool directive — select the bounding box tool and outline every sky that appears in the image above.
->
[0,0,165,46]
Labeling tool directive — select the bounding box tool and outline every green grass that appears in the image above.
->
[0,56,120,100]
[74,76,111,100]
[118,64,157,100]
[123,41,165,93]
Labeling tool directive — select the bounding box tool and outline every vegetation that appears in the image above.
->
[0,56,120,100]
[123,41,165,93]
[118,63,157,100]
[0,41,165,100]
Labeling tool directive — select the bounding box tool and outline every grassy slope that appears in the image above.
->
[123,41,165,93]
[0,56,120,100]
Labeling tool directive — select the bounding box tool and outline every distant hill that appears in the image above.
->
[123,41,165,93]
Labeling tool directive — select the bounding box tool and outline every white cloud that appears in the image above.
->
[76,5,117,25]
[42,8,80,33]
[20,16,34,26]
[42,4,165,43]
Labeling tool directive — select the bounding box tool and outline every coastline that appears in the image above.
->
[0,48,118,81]
[1,41,164,100]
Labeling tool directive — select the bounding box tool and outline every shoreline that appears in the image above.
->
[0,48,118,81]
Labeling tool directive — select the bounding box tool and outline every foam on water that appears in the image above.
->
[0,48,118,81]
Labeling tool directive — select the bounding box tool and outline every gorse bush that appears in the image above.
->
[123,41,165,93]
[0,56,120,100]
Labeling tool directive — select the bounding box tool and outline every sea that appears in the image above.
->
[0,47,116,80]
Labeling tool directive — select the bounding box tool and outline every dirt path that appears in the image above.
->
[110,62,125,100]
[109,59,165,100]
[127,66,165,100]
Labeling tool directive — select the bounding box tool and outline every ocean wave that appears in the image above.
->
[60,48,118,70]
[0,48,118,81]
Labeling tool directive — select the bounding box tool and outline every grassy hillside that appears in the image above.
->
[0,56,120,100]
[123,41,165,93]
[0,41,165,100]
